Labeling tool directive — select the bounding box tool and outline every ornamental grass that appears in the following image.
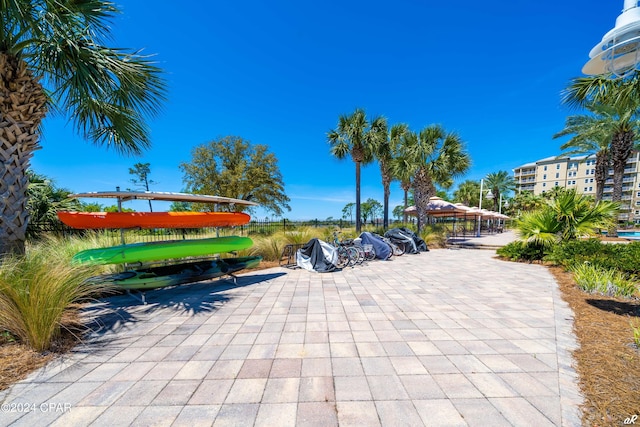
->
[0,237,114,352]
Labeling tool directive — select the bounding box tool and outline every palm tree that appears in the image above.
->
[562,75,640,236]
[453,180,480,207]
[389,148,414,223]
[328,108,377,232]
[0,1,166,256]
[372,121,407,230]
[553,104,620,202]
[402,125,470,232]
[484,171,515,212]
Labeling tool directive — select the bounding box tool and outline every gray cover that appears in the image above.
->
[296,238,337,273]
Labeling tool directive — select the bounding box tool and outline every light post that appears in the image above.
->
[476,179,494,237]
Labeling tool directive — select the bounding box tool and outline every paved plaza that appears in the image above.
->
[0,240,583,426]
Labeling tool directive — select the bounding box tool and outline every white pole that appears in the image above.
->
[476,179,484,237]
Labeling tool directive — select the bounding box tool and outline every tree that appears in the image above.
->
[453,180,480,207]
[392,205,405,221]
[129,163,156,211]
[0,1,166,256]
[372,121,407,230]
[180,136,291,216]
[341,202,355,222]
[360,198,382,225]
[328,108,377,233]
[553,103,618,201]
[484,171,515,212]
[389,144,414,223]
[562,74,640,236]
[401,125,470,232]
[25,172,79,237]
[509,191,545,216]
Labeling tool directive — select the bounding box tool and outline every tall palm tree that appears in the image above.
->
[389,143,414,223]
[484,171,515,212]
[0,1,166,256]
[328,108,377,232]
[402,125,470,232]
[553,103,620,202]
[562,75,640,236]
[372,121,407,230]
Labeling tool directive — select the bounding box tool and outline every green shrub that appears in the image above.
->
[546,240,640,276]
[0,238,113,352]
[497,241,547,262]
[570,263,637,298]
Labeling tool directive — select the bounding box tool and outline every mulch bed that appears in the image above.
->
[550,266,640,426]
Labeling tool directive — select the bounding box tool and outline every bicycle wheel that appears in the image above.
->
[335,246,350,269]
[346,246,361,266]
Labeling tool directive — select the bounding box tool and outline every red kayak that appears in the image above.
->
[57,211,251,229]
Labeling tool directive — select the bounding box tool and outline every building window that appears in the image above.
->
[591,169,595,174]
[584,187,588,192]
[556,164,560,169]
[555,182,559,187]
[544,165,547,171]
[585,179,589,183]
[555,173,559,178]
[543,183,546,187]
[543,174,547,180]
[589,187,593,191]
[590,178,594,183]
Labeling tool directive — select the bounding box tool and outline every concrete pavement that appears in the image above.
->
[0,245,583,426]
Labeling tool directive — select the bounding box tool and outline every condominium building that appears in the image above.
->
[513,151,640,224]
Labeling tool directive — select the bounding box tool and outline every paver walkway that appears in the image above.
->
[0,247,583,426]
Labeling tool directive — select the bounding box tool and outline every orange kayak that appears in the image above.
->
[57,211,251,229]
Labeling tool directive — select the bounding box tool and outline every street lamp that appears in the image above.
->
[583,0,640,77]
[476,179,494,237]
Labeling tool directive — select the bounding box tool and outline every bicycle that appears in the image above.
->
[331,232,362,267]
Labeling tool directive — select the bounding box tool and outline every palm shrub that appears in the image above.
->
[515,189,618,250]
[0,238,113,352]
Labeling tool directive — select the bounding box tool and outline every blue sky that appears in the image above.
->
[31,0,621,219]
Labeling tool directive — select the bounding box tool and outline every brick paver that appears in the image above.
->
[0,243,583,426]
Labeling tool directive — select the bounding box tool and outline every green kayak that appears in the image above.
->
[94,256,262,290]
[72,236,253,265]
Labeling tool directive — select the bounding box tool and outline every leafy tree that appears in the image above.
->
[341,202,355,222]
[401,125,470,232]
[392,205,405,221]
[180,136,290,216]
[453,180,480,207]
[562,74,640,236]
[328,108,378,232]
[129,162,156,211]
[553,103,617,201]
[361,198,382,225]
[484,171,515,212]
[516,189,618,247]
[80,202,105,213]
[0,1,166,256]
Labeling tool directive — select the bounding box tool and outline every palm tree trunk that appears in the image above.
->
[381,164,391,230]
[355,161,362,233]
[0,53,48,257]
[594,150,609,202]
[609,131,634,237]
[412,167,433,233]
